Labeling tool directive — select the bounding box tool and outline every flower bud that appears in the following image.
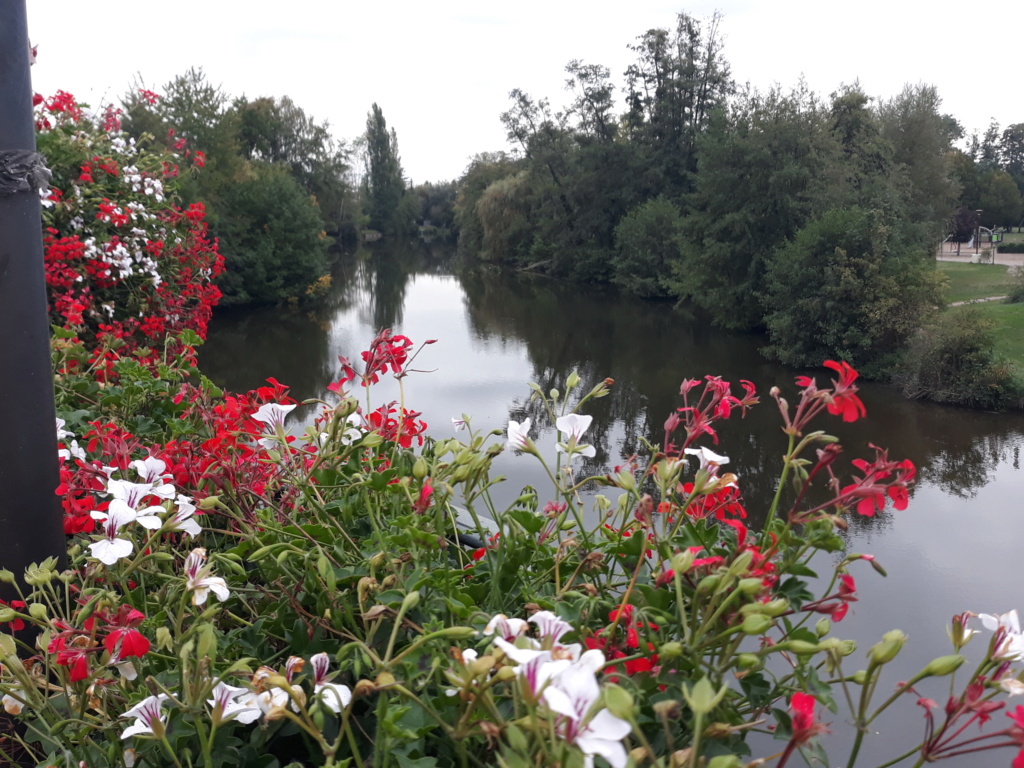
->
[761,598,790,617]
[659,641,683,659]
[815,618,830,638]
[374,671,396,689]
[670,551,695,574]
[740,614,773,636]
[921,654,966,678]
[0,609,15,623]
[851,670,868,685]
[24,566,53,587]
[787,640,820,656]
[566,370,581,390]
[353,679,376,698]
[0,570,15,584]
[818,637,856,657]
[652,699,681,719]
[401,590,420,612]
[412,457,428,480]
[361,432,383,448]
[682,676,727,715]
[603,683,634,720]
[869,630,907,666]
[696,574,721,594]
[28,603,47,620]
[495,666,517,683]
[549,388,559,401]
[615,470,635,491]
[736,653,762,670]
[197,495,222,510]
[156,626,173,651]
[737,577,763,596]
[727,551,753,575]
[469,656,495,677]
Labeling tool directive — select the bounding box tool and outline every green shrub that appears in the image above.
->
[215,162,331,305]
[762,207,943,375]
[996,242,1024,253]
[612,196,685,298]
[895,305,1024,409]
[1007,266,1024,304]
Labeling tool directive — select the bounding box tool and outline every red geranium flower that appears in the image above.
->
[823,360,866,423]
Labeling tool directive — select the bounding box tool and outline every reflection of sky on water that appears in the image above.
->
[202,257,1024,767]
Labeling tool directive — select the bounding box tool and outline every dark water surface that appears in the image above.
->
[201,244,1024,767]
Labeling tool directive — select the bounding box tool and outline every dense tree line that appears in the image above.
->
[119,71,437,305]
[452,11,1020,377]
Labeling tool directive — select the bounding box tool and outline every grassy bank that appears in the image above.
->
[938,262,1024,361]
[939,262,1015,303]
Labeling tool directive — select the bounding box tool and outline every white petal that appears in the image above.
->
[555,414,593,440]
[135,514,163,530]
[90,537,134,565]
[316,682,352,713]
[576,723,630,768]
[121,719,152,739]
[585,709,632,742]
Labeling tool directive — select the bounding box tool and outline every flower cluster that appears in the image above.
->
[478,611,633,768]
[36,90,223,373]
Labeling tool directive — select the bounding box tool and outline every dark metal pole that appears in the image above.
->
[0,1,67,587]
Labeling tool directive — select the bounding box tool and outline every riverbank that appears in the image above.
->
[935,261,1024,364]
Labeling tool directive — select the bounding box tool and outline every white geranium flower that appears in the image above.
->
[310,652,352,713]
[507,418,532,451]
[252,403,297,430]
[88,501,138,565]
[684,446,730,473]
[543,664,631,768]
[555,414,596,459]
[131,456,171,484]
[183,548,229,606]
[529,610,574,644]
[58,439,86,462]
[121,694,170,739]
[167,496,202,538]
[979,610,1021,635]
[56,418,73,441]
[252,402,298,448]
[208,681,261,725]
[484,614,529,642]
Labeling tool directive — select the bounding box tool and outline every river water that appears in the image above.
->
[200,243,1024,767]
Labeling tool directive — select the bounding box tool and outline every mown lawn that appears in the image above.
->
[938,262,1016,303]
[936,262,1024,363]
[970,301,1024,362]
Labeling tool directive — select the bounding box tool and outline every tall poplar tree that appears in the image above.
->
[363,103,411,236]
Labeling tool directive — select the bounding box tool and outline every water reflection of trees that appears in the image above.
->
[203,247,1024,525]
[201,242,452,402]
[458,267,1024,526]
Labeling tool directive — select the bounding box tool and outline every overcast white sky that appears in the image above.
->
[27,1,1021,184]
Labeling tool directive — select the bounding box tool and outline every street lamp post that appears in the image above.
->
[0,1,68,587]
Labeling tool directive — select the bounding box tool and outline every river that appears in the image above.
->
[199,242,1024,767]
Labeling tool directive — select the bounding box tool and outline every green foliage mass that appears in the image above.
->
[214,162,331,306]
[453,10,970,385]
[762,207,943,374]
[613,197,684,298]
[895,305,1023,409]
[121,69,359,305]
[363,103,417,237]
